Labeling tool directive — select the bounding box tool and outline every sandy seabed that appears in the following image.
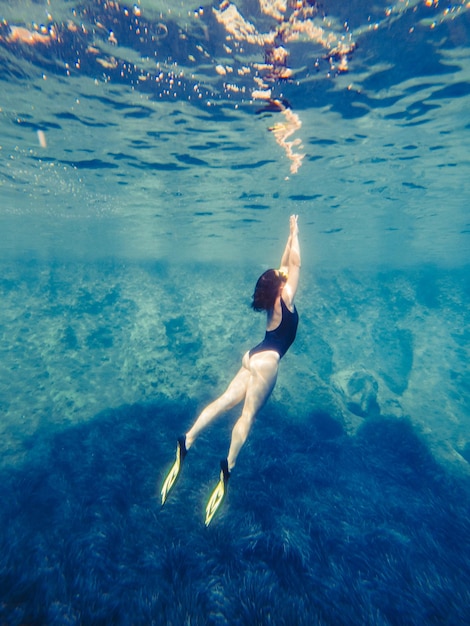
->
[1,259,469,473]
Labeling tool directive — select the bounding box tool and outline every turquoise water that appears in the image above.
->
[1,1,469,624]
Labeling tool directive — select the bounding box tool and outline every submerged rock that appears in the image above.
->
[333,369,380,418]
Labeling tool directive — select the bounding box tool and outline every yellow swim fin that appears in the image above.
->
[205,459,230,526]
[161,436,187,506]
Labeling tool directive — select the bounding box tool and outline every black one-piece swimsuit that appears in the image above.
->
[249,298,299,359]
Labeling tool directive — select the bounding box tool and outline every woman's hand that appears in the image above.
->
[290,214,299,236]
[280,215,299,269]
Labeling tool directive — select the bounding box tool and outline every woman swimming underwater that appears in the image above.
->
[161,214,301,525]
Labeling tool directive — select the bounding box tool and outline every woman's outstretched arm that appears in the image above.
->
[279,231,293,269]
[281,215,301,306]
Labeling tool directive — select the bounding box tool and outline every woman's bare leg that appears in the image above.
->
[227,351,279,470]
[185,363,250,448]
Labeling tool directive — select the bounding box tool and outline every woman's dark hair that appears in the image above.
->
[251,269,285,311]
